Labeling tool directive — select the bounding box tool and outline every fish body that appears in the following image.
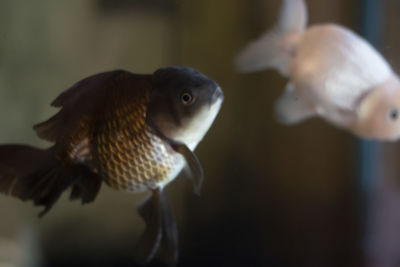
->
[236,0,400,140]
[291,24,392,127]
[0,66,223,265]
[91,86,183,193]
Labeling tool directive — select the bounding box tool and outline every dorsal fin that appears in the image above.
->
[33,70,153,143]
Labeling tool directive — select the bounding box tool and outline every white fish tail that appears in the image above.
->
[235,0,308,75]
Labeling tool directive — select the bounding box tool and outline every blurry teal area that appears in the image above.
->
[358,0,384,195]
[0,0,399,267]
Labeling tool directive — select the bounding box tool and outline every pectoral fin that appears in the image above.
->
[169,141,204,195]
[275,82,316,124]
[147,123,204,195]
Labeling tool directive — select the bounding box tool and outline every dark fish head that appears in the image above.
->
[147,66,223,149]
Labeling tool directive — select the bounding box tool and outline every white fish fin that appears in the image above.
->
[235,0,308,75]
[275,83,315,124]
[278,0,308,33]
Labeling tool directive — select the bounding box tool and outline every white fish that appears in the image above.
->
[236,0,400,141]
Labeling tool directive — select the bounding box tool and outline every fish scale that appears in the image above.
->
[94,93,183,192]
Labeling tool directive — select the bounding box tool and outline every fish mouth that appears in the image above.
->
[211,86,224,104]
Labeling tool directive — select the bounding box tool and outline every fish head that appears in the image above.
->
[147,66,224,149]
[354,76,400,141]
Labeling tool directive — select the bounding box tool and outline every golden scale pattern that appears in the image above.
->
[94,93,182,192]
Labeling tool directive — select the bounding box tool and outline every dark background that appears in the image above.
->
[0,0,400,266]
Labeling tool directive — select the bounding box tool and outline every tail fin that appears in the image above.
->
[236,0,308,75]
[0,145,101,217]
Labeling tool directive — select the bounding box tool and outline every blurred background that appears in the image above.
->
[0,0,399,266]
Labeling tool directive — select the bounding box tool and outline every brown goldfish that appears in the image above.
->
[0,66,224,265]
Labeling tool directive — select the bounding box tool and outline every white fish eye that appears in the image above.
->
[389,108,399,121]
[181,92,194,105]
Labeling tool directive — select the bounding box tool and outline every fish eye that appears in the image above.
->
[389,108,399,121]
[181,92,193,105]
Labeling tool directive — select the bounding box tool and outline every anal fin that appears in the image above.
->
[134,189,178,266]
[158,191,179,266]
